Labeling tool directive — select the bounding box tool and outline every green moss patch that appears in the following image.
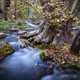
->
[0,42,15,60]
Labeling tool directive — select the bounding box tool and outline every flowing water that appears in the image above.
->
[0,33,80,80]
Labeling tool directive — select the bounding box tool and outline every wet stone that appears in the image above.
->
[0,41,15,60]
[17,30,27,35]
[9,28,19,33]
[0,32,6,39]
[70,31,80,54]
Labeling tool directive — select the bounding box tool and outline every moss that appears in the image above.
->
[45,47,80,70]
[61,63,80,70]
[16,22,27,29]
[0,43,15,58]
[40,50,48,61]
[0,20,10,31]
[0,20,27,32]
[37,43,48,50]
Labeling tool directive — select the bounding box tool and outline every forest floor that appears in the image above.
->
[44,45,80,69]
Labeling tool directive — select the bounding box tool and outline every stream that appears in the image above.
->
[0,29,80,80]
[0,33,52,80]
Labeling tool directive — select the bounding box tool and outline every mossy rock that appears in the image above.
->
[44,47,80,70]
[40,51,47,61]
[0,32,6,39]
[40,50,49,61]
[0,42,15,59]
[36,43,48,50]
[61,63,80,70]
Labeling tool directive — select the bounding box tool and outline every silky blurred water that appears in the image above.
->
[41,68,80,80]
[0,47,50,80]
[0,33,80,80]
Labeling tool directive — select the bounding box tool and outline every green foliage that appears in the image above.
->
[0,20,10,31]
[37,43,48,50]
[16,0,29,19]
[16,21,28,29]
[29,3,43,19]
[61,63,80,70]
[29,0,79,29]
[0,20,27,31]
[40,50,48,61]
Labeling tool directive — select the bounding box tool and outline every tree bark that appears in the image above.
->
[71,0,78,13]
[3,0,10,20]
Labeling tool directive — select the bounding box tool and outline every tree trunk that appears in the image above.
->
[3,0,10,20]
[70,31,80,54]
[71,0,78,13]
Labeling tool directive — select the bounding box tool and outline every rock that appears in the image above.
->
[9,28,19,33]
[0,32,6,39]
[70,31,80,54]
[17,30,28,39]
[17,31,27,35]
[19,34,28,39]
[44,47,80,69]
[0,41,15,60]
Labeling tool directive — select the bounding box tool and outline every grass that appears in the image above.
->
[0,19,28,32]
[0,20,10,32]
[16,21,28,29]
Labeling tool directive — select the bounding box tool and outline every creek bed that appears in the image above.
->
[0,32,80,80]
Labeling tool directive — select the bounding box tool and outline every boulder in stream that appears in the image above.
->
[70,31,80,54]
[9,28,19,33]
[0,41,15,60]
[0,32,6,39]
[17,30,27,35]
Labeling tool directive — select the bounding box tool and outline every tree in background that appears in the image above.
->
[26,0,79,45]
